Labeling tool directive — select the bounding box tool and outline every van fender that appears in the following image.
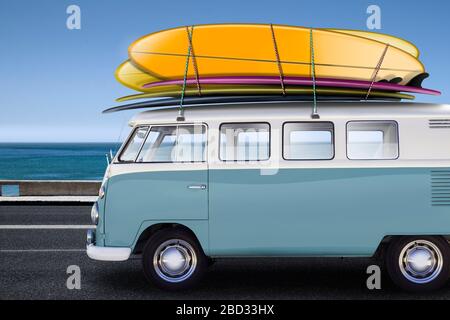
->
[131,220,209,255]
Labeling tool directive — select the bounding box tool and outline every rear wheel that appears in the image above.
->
[386,236,450,292]
[142,228,207,290]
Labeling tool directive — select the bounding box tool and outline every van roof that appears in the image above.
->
[129,102,450,126]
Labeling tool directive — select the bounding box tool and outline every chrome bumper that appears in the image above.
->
[86,244,131,262]
[86,229,131,262]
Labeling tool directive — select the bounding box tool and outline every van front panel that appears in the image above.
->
[105,167,208,247]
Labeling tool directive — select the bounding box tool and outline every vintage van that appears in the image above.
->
[87,101,450,292]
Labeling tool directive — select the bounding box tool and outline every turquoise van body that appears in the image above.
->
[101,167,450,257]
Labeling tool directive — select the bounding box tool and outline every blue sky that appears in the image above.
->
[0,0,449,142]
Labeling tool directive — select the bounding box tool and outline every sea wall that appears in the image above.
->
[0,180,101,197]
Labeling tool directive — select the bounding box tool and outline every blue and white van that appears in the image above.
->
[87,102,450,291]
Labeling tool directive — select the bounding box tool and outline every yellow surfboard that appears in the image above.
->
[115,60,160,92]
[327,29,419,58]
[116,84,414,102]
[129,24,425,86]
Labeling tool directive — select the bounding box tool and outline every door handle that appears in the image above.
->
[187,184,207,190]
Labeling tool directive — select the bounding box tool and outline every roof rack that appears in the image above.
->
[103,95,403,114]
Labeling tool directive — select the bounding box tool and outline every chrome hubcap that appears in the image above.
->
[153,239,197,283]
[399,240,443,284]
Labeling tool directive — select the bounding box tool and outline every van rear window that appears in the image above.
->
[347,121,399,160]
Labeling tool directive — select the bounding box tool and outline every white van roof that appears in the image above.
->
[129,102,450,126]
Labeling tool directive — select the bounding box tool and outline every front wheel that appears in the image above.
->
[142,228,207,290]
[386,236,450,292]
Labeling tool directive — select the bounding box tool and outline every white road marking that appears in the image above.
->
[0,225,95,229]
[0,249,85,253]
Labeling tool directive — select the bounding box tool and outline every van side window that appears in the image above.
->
[119,126,149,162]
[136,125,206,163]
[347,121,399,160]
[220,123,270,161]
[283,122,334,160]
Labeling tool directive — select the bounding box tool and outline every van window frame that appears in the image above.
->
[282,121,336,161]
[118,123,208,164]
[345,120,400,161]
[117,126,150,163]
[219,122,271,162]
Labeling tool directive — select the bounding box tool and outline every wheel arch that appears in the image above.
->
[373,235,450,260]
[132,222,208,256]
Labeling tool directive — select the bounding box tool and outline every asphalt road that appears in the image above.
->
[1,204,450,300]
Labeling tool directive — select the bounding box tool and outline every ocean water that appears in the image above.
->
[0,143,121,180]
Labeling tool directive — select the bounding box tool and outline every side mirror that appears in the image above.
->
[105,149,115,165]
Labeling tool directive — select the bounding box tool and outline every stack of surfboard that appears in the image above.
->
[113,24,440,108]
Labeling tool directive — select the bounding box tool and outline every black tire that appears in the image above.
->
[142,228,207,290]
[385,236,450,292]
